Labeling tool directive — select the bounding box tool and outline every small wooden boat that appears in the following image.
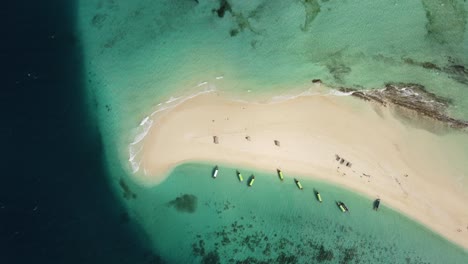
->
[277,169,284,181]
[373,198,380,210]
[212,166,219,178]
[337,201,349,212]
[315,191,322,203]
[248,175,255,187]
[237,170,244,182]
[294,178,303,190]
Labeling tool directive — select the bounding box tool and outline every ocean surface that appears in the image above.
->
[126,163,468,263]
[1,1,155,263]
[2,0,462,263]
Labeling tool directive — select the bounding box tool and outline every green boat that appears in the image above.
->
[315,191,322,203]
[277,169,284,181]
[248,175,255,187]
[373,198,381,211]
[212,166,219,178]
[337,201,349,212]
[237,170,244,182]
[294,178,303,190]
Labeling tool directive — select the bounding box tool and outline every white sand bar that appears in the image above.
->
[138,92,468,248]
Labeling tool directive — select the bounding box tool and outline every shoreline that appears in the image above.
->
[136,91,468,249]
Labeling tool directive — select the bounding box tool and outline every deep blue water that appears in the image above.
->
[0,1,159,263]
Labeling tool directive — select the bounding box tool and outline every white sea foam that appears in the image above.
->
[195,81,208,87]
[166,96,181,104]
[129,144,143,162]
[128,82,217,174]
[131,118,153,145]
[128,119,153,173]
[128,83,357,174]
[328,89,354,97]
[129,151,141,173]
[131,160,142,174]
[269,94,297,102]
[269,88,352,103]
[139,116,149,126]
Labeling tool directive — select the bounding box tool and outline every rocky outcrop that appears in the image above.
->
[340,83,468,129]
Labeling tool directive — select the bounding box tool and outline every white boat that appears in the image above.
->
[212,166,219,178]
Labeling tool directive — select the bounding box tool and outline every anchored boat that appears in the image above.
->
[248,175,255,187]
[212,166,219,178]
[337,201,349,212]
[315,191,322,203]
[277,169,284,181]
[237,170,244,182]
[294,178,303,190]
[373,198,381,210]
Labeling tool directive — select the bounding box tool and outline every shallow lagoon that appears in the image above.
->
[122,163,468,263]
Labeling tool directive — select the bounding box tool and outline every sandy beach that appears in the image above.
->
[137,91,468,249]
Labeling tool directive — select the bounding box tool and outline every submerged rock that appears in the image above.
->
[421,0,465,46]
[119,178,137,200]
[402,57,468,85]
[316,245,334,262]
[327,63,351,83]
[341,247,358,264]
[168,194,198,213]
[301,0,321,31]
[213,1,261,37]
[213,0,232,18]
[229,28,239,37]
[445,64,468,85]
[202,251,220,264]
[91,13,108,29]
[339,83,468,129]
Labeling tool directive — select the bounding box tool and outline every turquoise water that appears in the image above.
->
[76,1,468,262]
[79,0,468,135]
[124,163,467,263]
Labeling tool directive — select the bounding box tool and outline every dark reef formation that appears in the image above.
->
[445,61,468,85]
[421,0,466,46]
[183,196,445,263]
[213,0,261,38]
[339,83,468,129]
[202,251,221,264]
[327,63,351,84]
[448,65,468,82]
[119,178,137,200]
[91,13,108,29]
[403,57,468,86]
[213,0,232,18]
[190,216,430,264]
[300,0,321,31]
[316,245,334,262]
[167,194,198,213]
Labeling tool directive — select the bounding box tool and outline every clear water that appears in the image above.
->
[124,163,467,263]
[78,0,468,134]
[76,0,468,261]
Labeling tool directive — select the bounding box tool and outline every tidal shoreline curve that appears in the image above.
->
[134,91,468,249]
